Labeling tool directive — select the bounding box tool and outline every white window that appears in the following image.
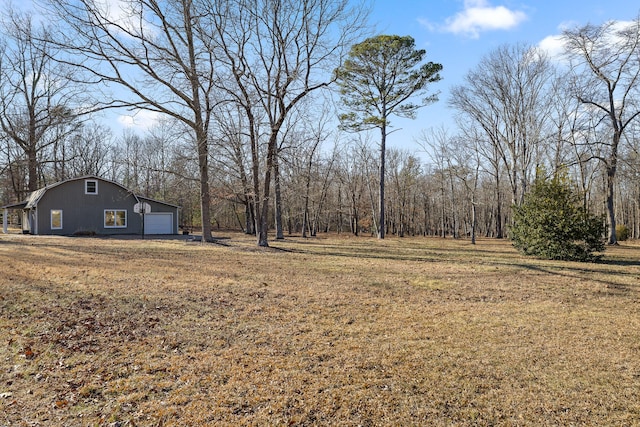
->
[51,210,63,230]
[104,209,127,228]
[85,179,98,195]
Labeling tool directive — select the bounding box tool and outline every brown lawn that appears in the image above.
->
[1,232,639,426]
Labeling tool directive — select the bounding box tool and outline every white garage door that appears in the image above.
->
[144,213,173,234]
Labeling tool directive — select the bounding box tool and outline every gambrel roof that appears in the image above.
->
[1,175,180,211]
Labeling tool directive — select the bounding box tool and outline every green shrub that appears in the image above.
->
[616,224,629,241]
[510,173,605,262]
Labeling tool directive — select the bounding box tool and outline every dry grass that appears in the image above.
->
[1,232,640,426]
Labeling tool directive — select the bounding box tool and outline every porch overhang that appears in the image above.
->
[1,202,27,234]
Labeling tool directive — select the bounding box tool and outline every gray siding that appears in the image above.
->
[36,178,141,235]
[19,176,180,236]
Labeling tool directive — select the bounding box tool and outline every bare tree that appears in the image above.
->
[56,124,113,179]
[334,138,372,236]
[142,119,185,200]
[355,134,381,235]
[562,17,640,244]
[447,133,483,244]
[386,148,421,237]
[619,126,640,238]
[449,43,554,207]
[419,127,457,238]
[274,107,308,240]
[43,0,220,241]
[548,78,603,213]
[210,0,367,246]
[456,120,506,238]
[210,105,256,235]
[0,10,81,196]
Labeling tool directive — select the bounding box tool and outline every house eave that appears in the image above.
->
[0,201,28,210]
[136,195,181,209]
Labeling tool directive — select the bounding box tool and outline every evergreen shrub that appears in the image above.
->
[510,173,605,262]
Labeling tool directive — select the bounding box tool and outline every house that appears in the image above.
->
[1,176,180,236]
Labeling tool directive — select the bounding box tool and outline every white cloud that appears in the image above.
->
[118,110,160,132]
[538,34,566,60]
[441,0,528,38]
[538,19,637,64]
[96,0,130,24]
[96,0,153,36]
[417,17,436,32]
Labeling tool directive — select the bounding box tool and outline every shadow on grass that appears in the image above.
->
[508,261,638,295]
[5,234,638,295]
[598,258,640,267]
[597,243,640,267]
[274,244,447,263]
[274,237,523,264]
[275,237,640,296]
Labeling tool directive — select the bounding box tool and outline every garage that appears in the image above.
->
[143,213,173,234]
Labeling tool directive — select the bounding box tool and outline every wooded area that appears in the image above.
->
[1,1,640,245]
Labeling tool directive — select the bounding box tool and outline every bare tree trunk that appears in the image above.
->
[471,202,477,244]
[399,199,405,237]
[246,201,254,235]
[606,163,618,245]
[448,166,458,238]
[440,179,446,238]
[378,126,387,239]
[302,168,312,238]
[186,5,213,242]
[495,174,504,239]
[27,149,38,192]
[351,193,359,236]
[257,137,278,247]
[274,154,284,239]
[197,130,212,241]
[337,186,344,233]
[250,128,262,242]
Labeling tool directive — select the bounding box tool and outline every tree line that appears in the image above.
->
[1,1,639,245]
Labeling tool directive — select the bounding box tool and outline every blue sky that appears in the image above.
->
[369,0,640,152]
[19,0,638,152]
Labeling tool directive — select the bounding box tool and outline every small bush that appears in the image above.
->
[616,224,629,241]
[510,173,605,262]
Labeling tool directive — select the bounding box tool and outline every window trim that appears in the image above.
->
[85,179,98,195]
[104,209,127,228]
[51,209,63,230]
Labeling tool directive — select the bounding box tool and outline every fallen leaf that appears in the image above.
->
[24,347,35,359]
